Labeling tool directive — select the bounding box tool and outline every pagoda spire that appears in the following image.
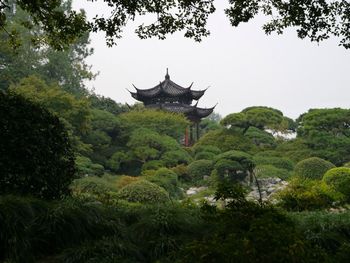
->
[165,68,170,80]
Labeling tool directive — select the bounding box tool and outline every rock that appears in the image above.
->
[186,189,197,195]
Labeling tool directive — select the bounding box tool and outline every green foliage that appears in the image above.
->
[187,160,213,182]
[196,128,256,153]
[120,109,189,140]
[0,2,93,93]
[277,178,340,211]
[244,126,277,148]
[255,164,291,180]
[118,180,170,203]
[254,155,294,170]
[297,108,350,165]
[171,164,190,182]
[141,160,165,171]
[161,149,192,167]
[88,93,129,115]
[178,183,310,262]
[323,167,350,201]
[76,155,104,176]
[10,76,91,134]
[0,92,75,199]
[193,145,221,160]
[221,106,291,134]
[294,157,335,180]
[145,168,183,199]
[0,195,49,263]
[71,175,120,204]
[290,210,350,262]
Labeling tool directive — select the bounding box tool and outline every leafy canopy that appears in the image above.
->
[1,1,350,49]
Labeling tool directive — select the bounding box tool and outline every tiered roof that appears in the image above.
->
[129,69,216,122]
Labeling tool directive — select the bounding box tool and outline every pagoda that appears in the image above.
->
[128,69,216,145]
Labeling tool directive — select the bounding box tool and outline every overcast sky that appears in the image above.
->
[73,1,350,119]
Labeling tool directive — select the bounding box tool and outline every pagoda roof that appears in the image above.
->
[129,69,206,101]
[148,102,216,121]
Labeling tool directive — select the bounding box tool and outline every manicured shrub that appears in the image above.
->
[254,156,294,171]
[294,157,335,180]
[187,160,213,181]
[141,160,164,171]
[323,167,350,201]
[0,92,75,199]
[146,168,182,199]
[255,164,291,180]
[161,150,192,167]
[118,180,169,203]
[214,150,255,171]
[194,151,216,160]
[171,164,190,182]
[193,145,221,155]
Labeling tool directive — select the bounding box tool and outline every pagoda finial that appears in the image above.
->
[165,68,170,80]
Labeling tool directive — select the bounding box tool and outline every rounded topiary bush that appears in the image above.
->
[187,160,213,181]
[146,168,182,199]
[118,180,169,203]
[195,151,216,160]
[0,92,75,199]
[323,167,350,201]
[294,157,335,180]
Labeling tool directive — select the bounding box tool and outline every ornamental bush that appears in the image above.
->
[187,160,213,182]
[255,164,291,180]
[294,157,335,180]
[145,168,182,199]
[0,92,75,199]
[118,180,169,203]
[323,167,350,201]
[254,156,294,171]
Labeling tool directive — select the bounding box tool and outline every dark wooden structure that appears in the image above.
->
[129,69,216,145]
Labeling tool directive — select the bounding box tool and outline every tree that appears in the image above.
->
[0,1,95,95]
[297,108,350,165]
[119,109,189,140]
[1,1,350,49]
[221,106,293,134]
[0,91,75,199]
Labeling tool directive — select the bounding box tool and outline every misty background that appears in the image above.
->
[73,0,350,119]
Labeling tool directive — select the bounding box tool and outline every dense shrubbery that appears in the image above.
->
[144,168,183,198]
[255,164,291,180]
[323,167,350,201]
[277,178,341,211]
[187,160,213,182]
[118,180,170,203]
[294,157,335,180]
[254,156,294,171]
[0,92,75,200]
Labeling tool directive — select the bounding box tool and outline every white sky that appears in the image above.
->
[73,0,350,119]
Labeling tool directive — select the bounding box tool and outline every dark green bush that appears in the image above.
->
[0,92,75,199]
[187,160,213,181]
[178,183,311,262]
[194,151,216,160]
[171,164,190,182]
[323,167,350,201]
[141,160,165,171]
[118,180,169,203]
[294,157,335,180]
[76,155,104,176]
[214,150,255,172]
[161,150,192,167]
